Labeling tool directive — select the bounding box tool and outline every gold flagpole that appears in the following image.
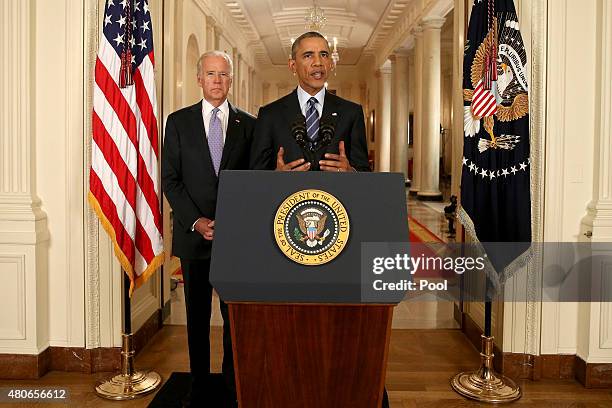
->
[451,334,521,403]
[94,273,162,400]
[91,0,163,399]
[451,282,521,403]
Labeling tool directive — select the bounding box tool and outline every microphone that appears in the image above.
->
[318,118,335,148]
[290,115,314,169]
[290,114,336,171]
[290,115,308,149]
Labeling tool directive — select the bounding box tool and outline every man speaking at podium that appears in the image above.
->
[249,32,390,408]
[250,31,370,172]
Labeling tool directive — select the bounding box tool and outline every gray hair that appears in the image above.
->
[196,51,234,78]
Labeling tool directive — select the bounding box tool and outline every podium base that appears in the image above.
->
[451,335,521,403]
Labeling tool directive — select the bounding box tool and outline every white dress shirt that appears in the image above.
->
[297,85,325,118]
[202,98,229,143]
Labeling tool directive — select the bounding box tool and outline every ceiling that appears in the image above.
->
[224,0,414,66]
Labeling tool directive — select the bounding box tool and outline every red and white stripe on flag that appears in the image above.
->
[88,0,164,295]
[471,80,498,118]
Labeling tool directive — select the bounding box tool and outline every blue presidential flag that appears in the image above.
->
[459,0,531,286]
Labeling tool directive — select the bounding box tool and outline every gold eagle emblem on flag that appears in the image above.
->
[463,16,529,152]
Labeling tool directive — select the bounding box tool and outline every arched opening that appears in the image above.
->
[185,34,200,105]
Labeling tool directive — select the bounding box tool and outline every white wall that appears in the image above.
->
[499,0,612,365]
[36,0,86,349]
[538,0,597,358]
[0,0,86,353]
[0,3,50,343]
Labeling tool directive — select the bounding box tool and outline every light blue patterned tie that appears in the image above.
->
[208,107,223,175]
[305,97,320,142]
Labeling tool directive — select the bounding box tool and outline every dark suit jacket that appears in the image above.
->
[162,100,256,260]
[249,89,370,171]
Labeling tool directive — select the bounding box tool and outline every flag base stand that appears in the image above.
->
[95,333,162,400]
[451,335,521,403]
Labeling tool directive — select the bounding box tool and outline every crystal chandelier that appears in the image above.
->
[302,3,340,73]
[304,3,326,31]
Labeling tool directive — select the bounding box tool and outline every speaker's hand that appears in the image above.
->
[275,147,311,171]
[319,141,355,172]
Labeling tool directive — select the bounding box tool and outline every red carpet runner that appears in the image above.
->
[408,216,444,243]
[408,217,455,279]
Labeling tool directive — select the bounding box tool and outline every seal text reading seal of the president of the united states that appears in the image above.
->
[273,189,350,266]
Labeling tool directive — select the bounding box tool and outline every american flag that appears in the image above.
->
[88,0,164,294]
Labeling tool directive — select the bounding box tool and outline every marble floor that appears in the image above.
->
[406,189,456,244]
[395,189,458,329]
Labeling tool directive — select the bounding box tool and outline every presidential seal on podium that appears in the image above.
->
[273,189,350,266]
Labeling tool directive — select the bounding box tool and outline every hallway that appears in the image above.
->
[2,0,612,404]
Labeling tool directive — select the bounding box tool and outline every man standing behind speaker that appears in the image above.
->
[162,51,255,407]
[250,31,370,172]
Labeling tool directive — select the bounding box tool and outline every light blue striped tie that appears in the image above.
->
[305,97,320,142]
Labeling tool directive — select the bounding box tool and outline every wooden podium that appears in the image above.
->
[229,303,392,407]
[210,171,407,408]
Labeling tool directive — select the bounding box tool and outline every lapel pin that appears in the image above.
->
[331,112,338,117]
[235,119,240,123]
